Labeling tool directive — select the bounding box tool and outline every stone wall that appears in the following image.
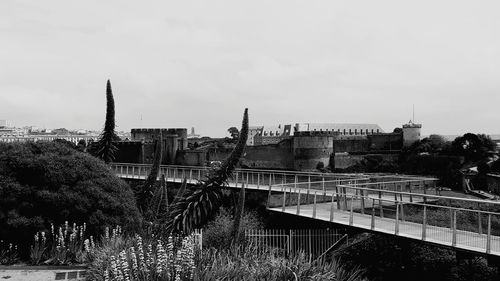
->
[114,141,144,163]
[241,139,294,169]
[293,131,336,170]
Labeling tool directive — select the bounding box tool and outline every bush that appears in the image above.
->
[0,141,142,258]
[202,208,263,249]
[196,245,365,281]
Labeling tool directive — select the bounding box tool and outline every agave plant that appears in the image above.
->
[162,108,249,235]
[137,135,164,218]
[90,80,120,163]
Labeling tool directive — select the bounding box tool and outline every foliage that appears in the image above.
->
[137,136,163,216]
[196,245,366,281]
[0,240,19,265]
[335,233,497,281]
[202,208,263,250]
[87,231,199,281]
[450,133,496,162]
[227,126,239,140]
[0,141,142,258]
[165,108,248,234]
[231,183,246,244]
[29,222,95,265]
[90,80,120,163]
[405,134,449,154]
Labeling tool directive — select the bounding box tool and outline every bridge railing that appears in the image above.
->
[271,181,500,255]
[110,163,365,189]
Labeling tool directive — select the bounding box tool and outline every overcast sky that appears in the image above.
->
[1,0,499,137]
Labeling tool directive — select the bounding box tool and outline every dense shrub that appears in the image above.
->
[202,208,263,249]
[336,233,497,281]
[0,141,142,258]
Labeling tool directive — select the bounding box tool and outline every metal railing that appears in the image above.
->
[269,180,500,256]
[110,163,366,190]
[244,228,346,258]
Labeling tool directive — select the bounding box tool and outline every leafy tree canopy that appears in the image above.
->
[0,141,142,257]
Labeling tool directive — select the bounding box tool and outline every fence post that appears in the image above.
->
[452,210,457,247]
[296,191,301,215]
[330,195,335,222]
[486,214,491,254]
[395,201,399,235]
[422,205,427,241]
[313,192,317,218]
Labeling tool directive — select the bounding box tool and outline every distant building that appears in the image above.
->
[0,120,13,128]
[295,123,383,135]
[247,126,264,146]
[254,124,293,145]
[402,120,422,147]
[187,127,201,138]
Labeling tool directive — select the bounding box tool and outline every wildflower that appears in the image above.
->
[110,255,118,278]
[119,250,130,281]
[130,247,138,280]
[84,239,90,252]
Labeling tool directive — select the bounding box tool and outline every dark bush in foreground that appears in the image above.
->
[0,141,142,258]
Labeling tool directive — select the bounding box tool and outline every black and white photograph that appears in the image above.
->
[1,1,500,280]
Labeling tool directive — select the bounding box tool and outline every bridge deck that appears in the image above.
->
[269,203,500,256]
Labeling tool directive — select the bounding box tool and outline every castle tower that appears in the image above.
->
[402,120,421,147]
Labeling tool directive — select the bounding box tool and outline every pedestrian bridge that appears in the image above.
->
[110,163,500,257]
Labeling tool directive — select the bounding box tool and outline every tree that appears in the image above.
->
[90,80,120,163]
[0,141,142,258]
[451,133,496,162]
[228,127,239,140]
[163,108,249,235]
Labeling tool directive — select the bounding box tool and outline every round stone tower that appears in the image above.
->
[402,120,422,147]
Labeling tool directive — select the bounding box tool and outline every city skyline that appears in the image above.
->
[1,0,499,137]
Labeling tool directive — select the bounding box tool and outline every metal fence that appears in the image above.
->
[244,228,347,258]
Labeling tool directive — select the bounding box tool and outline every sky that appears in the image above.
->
[1,0,499,137]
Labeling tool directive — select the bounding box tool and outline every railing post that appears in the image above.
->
[371,199,375,230]
[266,184,272,209]
[235,171,239,187]
[282,191,287,212]
[257,173,260,189]
[247,172,250,187]
[452,210,457,247]
[486,214,491,254]
[349,195,354,226]
[360,189,365,215]
[422,205,427,241]
[478,211,483,235]
[335,185,341,210]
[173,168,177,181]
[395,201,399,235]
[330,195,335,222]
[313,192,317,218]
[296,191,301,215]
[343,186,348,211]
[189,170,193,181]
[378,184,384,217]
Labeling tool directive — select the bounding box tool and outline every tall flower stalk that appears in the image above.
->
[91,80,120,163]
